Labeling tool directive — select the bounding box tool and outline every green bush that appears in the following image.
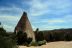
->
[27,38,32,44]
[0,36,18,48]
[16,31,27,45]
[27,40,47,46]
[0,28,7,37]
[29,41,38,46]
[0,27,18,48]
[37,40,46,46]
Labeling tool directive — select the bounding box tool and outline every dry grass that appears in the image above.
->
[19,41,72,48]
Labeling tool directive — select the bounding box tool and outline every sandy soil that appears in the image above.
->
[19,41,72,48]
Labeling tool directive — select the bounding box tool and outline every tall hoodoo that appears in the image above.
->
[14,12,35,42]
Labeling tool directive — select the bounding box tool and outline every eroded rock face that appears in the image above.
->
[14,12,35,42]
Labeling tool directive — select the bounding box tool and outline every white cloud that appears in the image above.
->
[0,15,21,32]
[3,24,14,32]
[40,25,69,31]
[32,19,65,24]
[48,19,65,23]
[0,5,24,14]
[29,0,49,16]
[0,15,20,22]
[29,0,72,16]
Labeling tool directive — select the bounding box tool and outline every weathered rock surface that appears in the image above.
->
[14,12,35,42]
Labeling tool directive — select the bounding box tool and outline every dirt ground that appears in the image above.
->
[19,41,72,48]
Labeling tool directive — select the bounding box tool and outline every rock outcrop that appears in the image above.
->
[14,12,35,42]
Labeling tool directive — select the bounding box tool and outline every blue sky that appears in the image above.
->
[0,0,72,32]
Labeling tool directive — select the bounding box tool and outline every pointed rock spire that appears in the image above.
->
[23,12,27,16]
[14,12,35,42]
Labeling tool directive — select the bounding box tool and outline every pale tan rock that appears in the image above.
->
[14,12,35,42]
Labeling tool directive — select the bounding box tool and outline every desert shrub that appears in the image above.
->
[36,32,44,41]
[37,40,46,46]
[16,31,27,45]
[29,40,47,46]
[29,41,38,46]
[35,28,45,41]
[22,37,32,46]
[0,27,18,48]
[0,28,7,36]
[27,38,32,44]
[43,40,47,44]
[0,36,18,48]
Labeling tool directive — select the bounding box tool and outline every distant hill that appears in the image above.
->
[39,28,72,33]
[35,28,72,42]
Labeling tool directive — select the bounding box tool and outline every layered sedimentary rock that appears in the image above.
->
[14,12,35,42]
